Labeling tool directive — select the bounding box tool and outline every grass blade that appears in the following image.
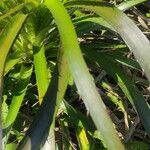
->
[74,15,115,31]
[4,57,21,75]
[18,52,69,149]
[118,0,147,11]
[65,1,150,83]
[33,45,50,104]
[62,101,95,133]
[3,65,32,138]
[0,3,26,21]
[45,1,124,149]
[0,14,27,90]
[76,126,90,149]
[0,13,27,148]
[62,100,106,148]
[84,49,150,135]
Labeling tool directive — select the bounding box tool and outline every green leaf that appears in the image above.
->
[4,56,21,75]
[118,0,147,11]
[0,3,26,21]
[18,53,70,149]
[0,13,27,81]
[0,13,27,148]
[33,45,50,104]
[125,141,149,150]
[62,101,95,132]
[100,81,125,113]
[74,14,115,31]
[76,126,90,150]
[105,55,141,70]
[84,49,150,135]
[3,65,32,131]
[44,1,124,149]
[5,143,17,150]
[65,1,150,83]
[62,100,107,148]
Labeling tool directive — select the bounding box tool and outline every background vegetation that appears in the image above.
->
[0,0,150,149]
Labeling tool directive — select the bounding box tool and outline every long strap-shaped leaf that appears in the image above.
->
[3,65,32,131]
[44,1,124,149]
[117,0,147,11]
[84,49,150,135]
[3,65,32,147]
[0,14,27,149]
[18,51,69,149]
[65,1,150,83]
[33,45,50,104]
[33,45,51,148]
[0,3,26,21]
[0,14,27,91]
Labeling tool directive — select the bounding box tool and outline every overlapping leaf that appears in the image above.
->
[44,0,124,149]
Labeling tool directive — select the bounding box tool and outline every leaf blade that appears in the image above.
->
[45,1,124,149]
[65,1,150,83]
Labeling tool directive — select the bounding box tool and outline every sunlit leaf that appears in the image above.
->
[44,1,124,149]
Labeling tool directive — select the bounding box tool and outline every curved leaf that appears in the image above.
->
[44,0,124,149]
[65,1,150,83]
[3,65,32,140]
[33,45,50,104]
[83,49,150,135]
[18,52,69,149]
[0,3,26,21]
[0,13,27,148]
[118,0,147,11]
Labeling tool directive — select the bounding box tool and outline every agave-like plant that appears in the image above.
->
[0,0,150,149]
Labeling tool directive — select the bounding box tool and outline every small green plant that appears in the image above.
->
[0,0,150,149]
